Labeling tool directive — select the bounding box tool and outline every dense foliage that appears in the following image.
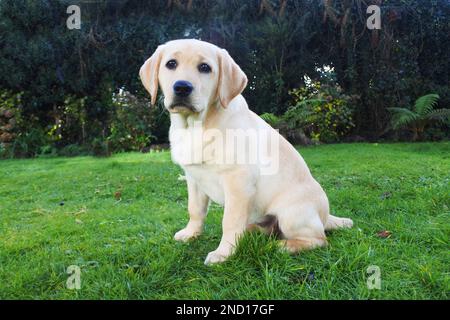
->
[0,0,449,157]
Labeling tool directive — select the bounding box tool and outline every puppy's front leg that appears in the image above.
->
[174,175,209,242]
[204,171,255,265]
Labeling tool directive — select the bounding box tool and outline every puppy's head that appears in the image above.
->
[139,39,247,114]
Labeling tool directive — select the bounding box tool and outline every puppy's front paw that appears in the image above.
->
[174,228,200,242]
[204,250,229,265]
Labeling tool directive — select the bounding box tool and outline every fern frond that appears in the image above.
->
[388,107,419,129]
[414,93,440,116]
[387,107,413,113]
[425,108,450,123]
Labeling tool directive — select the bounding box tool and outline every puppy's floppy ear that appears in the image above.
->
[217,49,248,108]
[139,45,165,106]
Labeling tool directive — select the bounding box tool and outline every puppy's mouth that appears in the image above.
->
[168,102,197,113]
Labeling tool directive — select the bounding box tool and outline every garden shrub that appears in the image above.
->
[10,127,51,158]
[0,90,47,158]
[57,95,88,146]
[107,88,157,153]
[90,137,111,157]
[284,81,357,143]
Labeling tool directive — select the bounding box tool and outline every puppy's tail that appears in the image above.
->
[325,215,353,231]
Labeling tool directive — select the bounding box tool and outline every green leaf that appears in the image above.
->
[414,94,440,116]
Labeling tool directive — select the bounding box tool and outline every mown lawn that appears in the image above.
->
[0,142,448,299]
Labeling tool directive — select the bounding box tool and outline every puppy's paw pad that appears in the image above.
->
[204,251,228,265]
[174,228,200,242]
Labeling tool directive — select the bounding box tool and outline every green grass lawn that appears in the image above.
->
[0,142,449,299]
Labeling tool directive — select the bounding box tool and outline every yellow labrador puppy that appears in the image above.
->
[140,39,353,265]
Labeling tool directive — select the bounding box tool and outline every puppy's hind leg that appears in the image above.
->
[276,204,328,254]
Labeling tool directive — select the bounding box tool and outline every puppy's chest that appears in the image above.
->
[169,133,203,166]
[169,123,225,204]
[169,123,219,166]
[184,165,225,205]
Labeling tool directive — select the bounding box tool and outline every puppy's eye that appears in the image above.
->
[166,59,177,70]
[198,63,211,73]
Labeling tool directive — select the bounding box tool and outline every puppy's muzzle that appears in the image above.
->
[170,80,197,113]
[173,80,193,97]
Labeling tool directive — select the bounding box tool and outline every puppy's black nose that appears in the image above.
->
[173,80,193,97]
